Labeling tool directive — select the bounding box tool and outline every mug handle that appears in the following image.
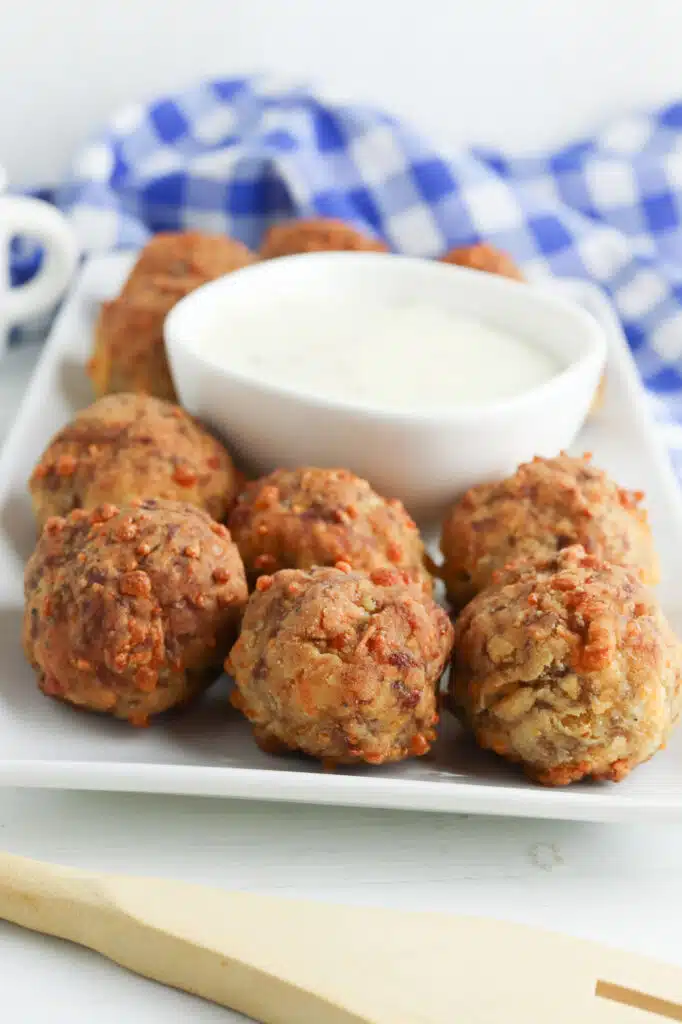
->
[1,195,78,326]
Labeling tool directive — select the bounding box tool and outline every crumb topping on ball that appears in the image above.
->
[440,453,658,607]
[228,565,453,765]
[24,499,247,725]
[229,467,431,591]
[30,393,238,528]
[451,545,681,785]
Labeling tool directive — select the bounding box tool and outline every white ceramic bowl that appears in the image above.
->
[165,252,607,520]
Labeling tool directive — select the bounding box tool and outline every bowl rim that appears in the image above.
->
[164,251,608,426]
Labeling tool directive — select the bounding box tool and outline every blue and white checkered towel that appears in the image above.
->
[14,76,682,467]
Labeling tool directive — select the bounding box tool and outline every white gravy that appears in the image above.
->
[201,297,559,411]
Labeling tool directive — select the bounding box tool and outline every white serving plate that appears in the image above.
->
[1,254,681,824]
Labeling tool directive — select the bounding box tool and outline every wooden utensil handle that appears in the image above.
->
[0,851,106,944]
[0,851,680,1023]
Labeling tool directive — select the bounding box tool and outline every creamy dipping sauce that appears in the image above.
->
[202,297,560,411]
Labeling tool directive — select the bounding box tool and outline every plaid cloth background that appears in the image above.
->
[11,76,682,470]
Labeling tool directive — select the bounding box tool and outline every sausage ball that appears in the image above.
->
[260,218,388,259]
[23,500,248,725]
[440,453,658,608]
[451,545,682,785]
[228,467,431,591]
[228,565,453,765]
[29,393,239,529]
[440,242,523,281]
[90,231,255,401]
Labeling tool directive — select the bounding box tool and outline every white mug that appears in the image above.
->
[0,164,78,356]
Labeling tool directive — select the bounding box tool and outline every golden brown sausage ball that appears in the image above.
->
[228,467,431,591]
[440,454,658,608]
[228,564,453,765]
[451,545,682,786]
[260,218,388,259]
[440,242,523,281]
[23,500,248,725]
[90,231,255,401]
[29,393,239,529]
[121,231,254,287]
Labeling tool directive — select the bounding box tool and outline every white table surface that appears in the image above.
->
[1,345,682,1022]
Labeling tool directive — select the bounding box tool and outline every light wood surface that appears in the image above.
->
[0,850,680,1022]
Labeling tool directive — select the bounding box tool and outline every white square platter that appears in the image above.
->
[1,253,681,823]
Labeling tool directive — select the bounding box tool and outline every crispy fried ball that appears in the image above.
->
[228,565,453,764]
[440,454,658,608]
[29,393,239,529]
[440,242,523,281]
[90,231,255,401]
[228,467,431,591]
[260,218,388,259]
[451,545,682,786]
[23,500,248,725]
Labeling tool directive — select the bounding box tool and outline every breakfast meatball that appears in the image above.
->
[29,393,238,529]
[440,242,523,281]
[229,467,431,591]
[451,545,682,785]
[440,454,658,608]
[23,500,248,724]
[228,565,453,764]
[121,231,254,286]
[260,218,388,259]
[90,231,255,401]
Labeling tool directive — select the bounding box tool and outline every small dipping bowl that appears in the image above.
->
[165,252,607,521]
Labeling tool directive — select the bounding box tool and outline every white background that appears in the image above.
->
[0,0,679,185]
[2,2,682,1020]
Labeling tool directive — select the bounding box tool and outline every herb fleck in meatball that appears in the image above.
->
[440,242,523,280]
[229,467,431,591]
[260,218,387,259]
[23,500,247,725]
[29,393,238,529]
[228,565,453,765]
[90,231,255,401]
[440,454,658,608]
[451,545,682,786]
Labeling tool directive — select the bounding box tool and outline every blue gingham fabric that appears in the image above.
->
[12,76,682,467]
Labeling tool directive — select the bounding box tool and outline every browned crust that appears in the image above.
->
[450,545,682,786]
[90,231,255,401]
[228,564,453,764]
[228,467,432,592]
[440,242,524,281]
[24,500,248,724]
[29,393,239,528]
[440,453,658,608]
[260,218,388,259]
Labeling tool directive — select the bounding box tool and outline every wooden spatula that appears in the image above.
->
[0,850,679,1022]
